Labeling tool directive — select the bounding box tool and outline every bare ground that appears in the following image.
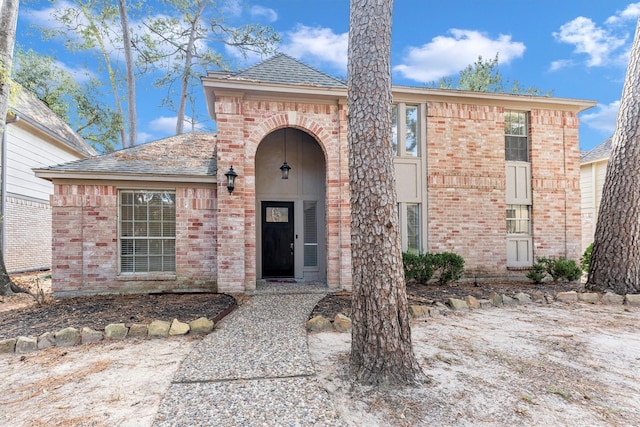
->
[309,302,640,426]
[2,273,640,426]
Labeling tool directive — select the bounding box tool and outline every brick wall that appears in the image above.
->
[426,103,508,276]
[425,103,582,278]
[5,195,52,273]
[50,184,217,297]
[214,94,352,292]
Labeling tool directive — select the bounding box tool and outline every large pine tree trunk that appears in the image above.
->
[347,0,425,386]
[587,18,640,295]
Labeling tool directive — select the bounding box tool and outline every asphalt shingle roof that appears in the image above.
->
[38,132,216,177]
[581,137,612,164]
[229,53,346,88]
[10,86,96,157]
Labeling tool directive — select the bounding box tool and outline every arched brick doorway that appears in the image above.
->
[255,127,327,282]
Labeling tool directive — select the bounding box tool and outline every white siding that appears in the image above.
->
[580,164,594,210]
[6,125,84,201]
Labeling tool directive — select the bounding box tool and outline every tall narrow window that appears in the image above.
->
[505,110,532,267]
[303,201,318,267]
[398,203,422,253]
[505,111,528,161]
[506,205,530,234]
[392,104,398,155]
[392,103,420,157]
[405,105,418,157]
[406,203,421,252]
[120,191,176,273]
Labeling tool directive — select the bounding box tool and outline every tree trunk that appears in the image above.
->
[175,0,204,135]
[587,18,640,295]
[0,0,28,296]
[347,0,425,386]
[119,0,137,147]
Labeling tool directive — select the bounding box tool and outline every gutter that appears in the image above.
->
[2,113,19,262]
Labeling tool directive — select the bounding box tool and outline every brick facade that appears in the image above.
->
[214,94,351,293]
[47,82,589,295]
[425,104,582,278]
[50,184,216,297]
[5,196,52,273]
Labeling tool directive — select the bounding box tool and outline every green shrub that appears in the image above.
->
[432,252,465,284]
[581,243,593,273]
[402,252,433,284]
[535,256,582,283]
[403,251,464,285]
[526,263,547,284]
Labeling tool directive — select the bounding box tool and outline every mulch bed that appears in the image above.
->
[310,281,585,321]
[0,280,584,341]
[0,293,236,340]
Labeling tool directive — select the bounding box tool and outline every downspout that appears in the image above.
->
[563,118,568,257]
[1,113,19,263]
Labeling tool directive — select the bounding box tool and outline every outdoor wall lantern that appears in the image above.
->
[224,166,238,194]
[280,128,292,179]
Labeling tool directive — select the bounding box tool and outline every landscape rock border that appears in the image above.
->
[306,290,640,333]
[0,297,241,357]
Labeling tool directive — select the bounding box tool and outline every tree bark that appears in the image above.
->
[0,0,29,296]
[347,0,425,386]
[175,0,204,135]
[119,0,137,146]
[587,18,640,295]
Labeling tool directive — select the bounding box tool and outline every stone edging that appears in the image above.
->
[0,303,237,356]
[306,290,640,333]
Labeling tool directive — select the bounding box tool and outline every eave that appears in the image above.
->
[33,169,216,184]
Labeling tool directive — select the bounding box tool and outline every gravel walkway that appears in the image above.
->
[154,284,345,426]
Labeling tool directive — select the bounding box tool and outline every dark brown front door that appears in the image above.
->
[262,201,294,277]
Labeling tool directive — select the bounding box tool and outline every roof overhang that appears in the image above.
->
[202,76,597,120]
[33,169,216,184]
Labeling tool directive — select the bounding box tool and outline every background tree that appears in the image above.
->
[587,18,640,295]
[118,0,136,148]
[0,0,29,296]
[138,0,279,134]
[347,0,425,386]
[45,0,133,148]
[12,48,121,152]
[437,54,551,95]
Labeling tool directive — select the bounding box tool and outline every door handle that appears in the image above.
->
[290,242,294,255]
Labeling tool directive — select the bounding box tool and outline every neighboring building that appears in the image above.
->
[3,86,95,273]
[35,54,595,297]
[580,137,611,251]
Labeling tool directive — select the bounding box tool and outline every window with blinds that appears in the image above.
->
[119,191,176,273]
[303,201,318,267]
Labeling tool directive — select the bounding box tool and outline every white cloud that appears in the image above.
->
[148,116,205,134]
[392,29,526,83]
[280,25,348,74]
[553,17,626,67]
[549,59,574,72]
[54,60,95,83]
[249,5,277,23]
[606,2,640,24]
[581,100,620,134]
[136,132,154,145]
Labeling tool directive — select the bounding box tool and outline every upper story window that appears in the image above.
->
[119,190,176,273]
[505,111,528,162]
[392,103,419,157]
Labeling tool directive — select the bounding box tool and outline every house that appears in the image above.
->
[3,86,96,273]
[34,54,595,297]
[580,137,611,251]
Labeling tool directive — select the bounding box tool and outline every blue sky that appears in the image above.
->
[15,0,640,151]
